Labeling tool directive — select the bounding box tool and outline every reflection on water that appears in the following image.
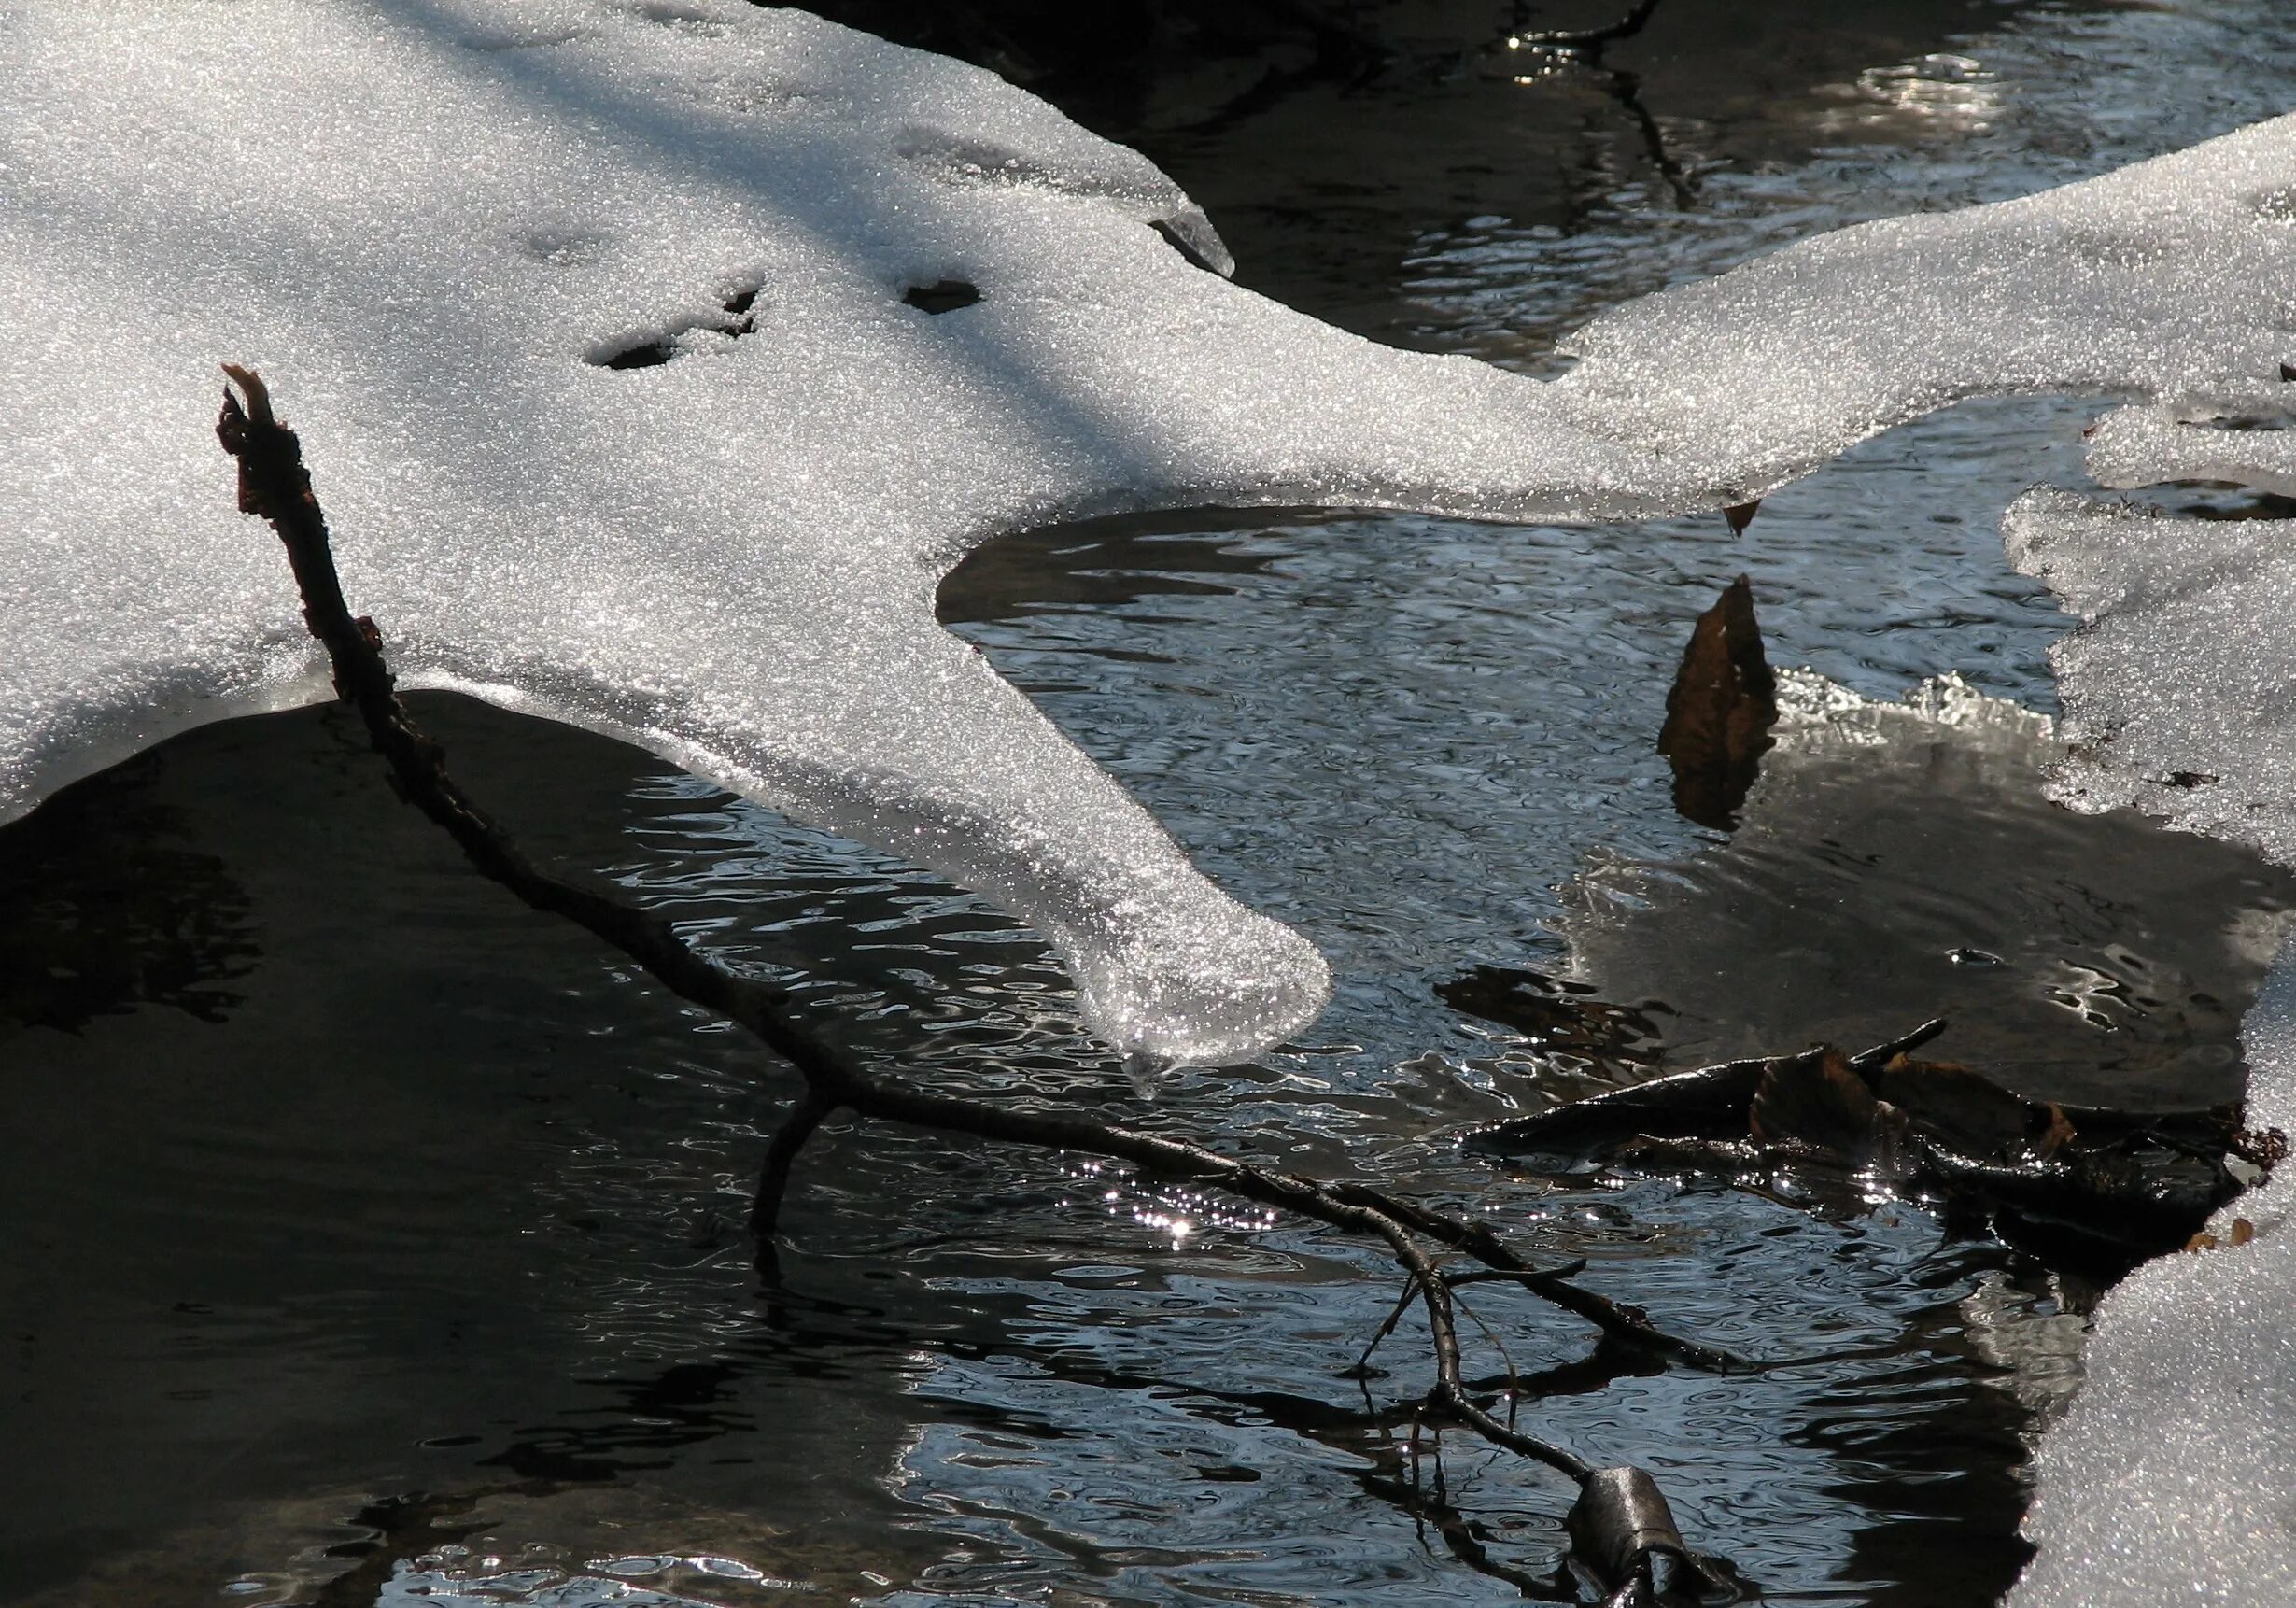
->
[935,509,1301,631]
[0,752,259,1032]
[1558,675,2296,1110]
[9,2,2296,1604]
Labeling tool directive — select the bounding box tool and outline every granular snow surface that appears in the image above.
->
[2008,952,2296,1604]
[3,0,2292,1077]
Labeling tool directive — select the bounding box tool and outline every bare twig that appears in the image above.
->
[1354,1275,1423,1376]
[215,365,1732,1585]
[1850,1016,1950,1068]
[1331,1182,1740,1370]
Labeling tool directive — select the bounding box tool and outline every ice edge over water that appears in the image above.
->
[3,0,2292,1072]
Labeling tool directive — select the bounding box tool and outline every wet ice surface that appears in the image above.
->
[1559,671,2293,1112]
[8,1,2296,1604]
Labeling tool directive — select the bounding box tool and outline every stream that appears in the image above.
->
[6,2,2296,1603]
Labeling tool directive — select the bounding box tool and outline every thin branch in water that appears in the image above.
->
[1352,1274,1423,1377]
[753,1085,838,1241]
[1450,1288,1527,1432]
[1498,2,1697,208]
[1597,64,1698,210]
[1508,0,1665,54]
[1329,1182,1740,1371]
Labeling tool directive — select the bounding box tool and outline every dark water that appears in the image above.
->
[7,3,2296,1604]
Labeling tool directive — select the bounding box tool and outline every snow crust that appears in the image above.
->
[2009,954,2296,1603]
[4,0,2294,1069]
[1542,109,2296,498]
[1545,111,2296,499]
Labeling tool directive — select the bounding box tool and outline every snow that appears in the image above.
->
[4,0,2294,1079]
[11,0,2296,1591]
[2001,469,2296,1601]
[2007,958,2296,1604]
[2004,491,2296,863]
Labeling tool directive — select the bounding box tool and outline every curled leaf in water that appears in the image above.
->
[1657,575,1778,830]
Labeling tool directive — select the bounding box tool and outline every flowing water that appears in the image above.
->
[7,2,2296,1603]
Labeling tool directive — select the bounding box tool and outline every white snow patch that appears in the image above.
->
[2004,491,2296,862]
[4,0,2295,1067]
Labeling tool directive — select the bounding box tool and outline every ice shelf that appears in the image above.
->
[4,0,2292,1068]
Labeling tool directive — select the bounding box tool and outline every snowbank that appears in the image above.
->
[2002,461,2296,1602]
[4,0,2292,1069]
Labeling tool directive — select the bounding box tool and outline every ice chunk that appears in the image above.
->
[6,1,2295,1065]
[1561,670,2288,1109]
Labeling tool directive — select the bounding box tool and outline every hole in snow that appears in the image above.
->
[636,3,729,34]
[2253,187,2296,224]
[903,279,980,315]
[588,285,764,368]
[596,337,678,371]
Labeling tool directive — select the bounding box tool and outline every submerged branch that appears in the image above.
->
[1509,0,1664,53]
[1500,1,1696,209]
[216,365,1736,1594]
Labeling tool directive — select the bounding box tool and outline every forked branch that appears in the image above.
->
[216,365,1736,1599]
